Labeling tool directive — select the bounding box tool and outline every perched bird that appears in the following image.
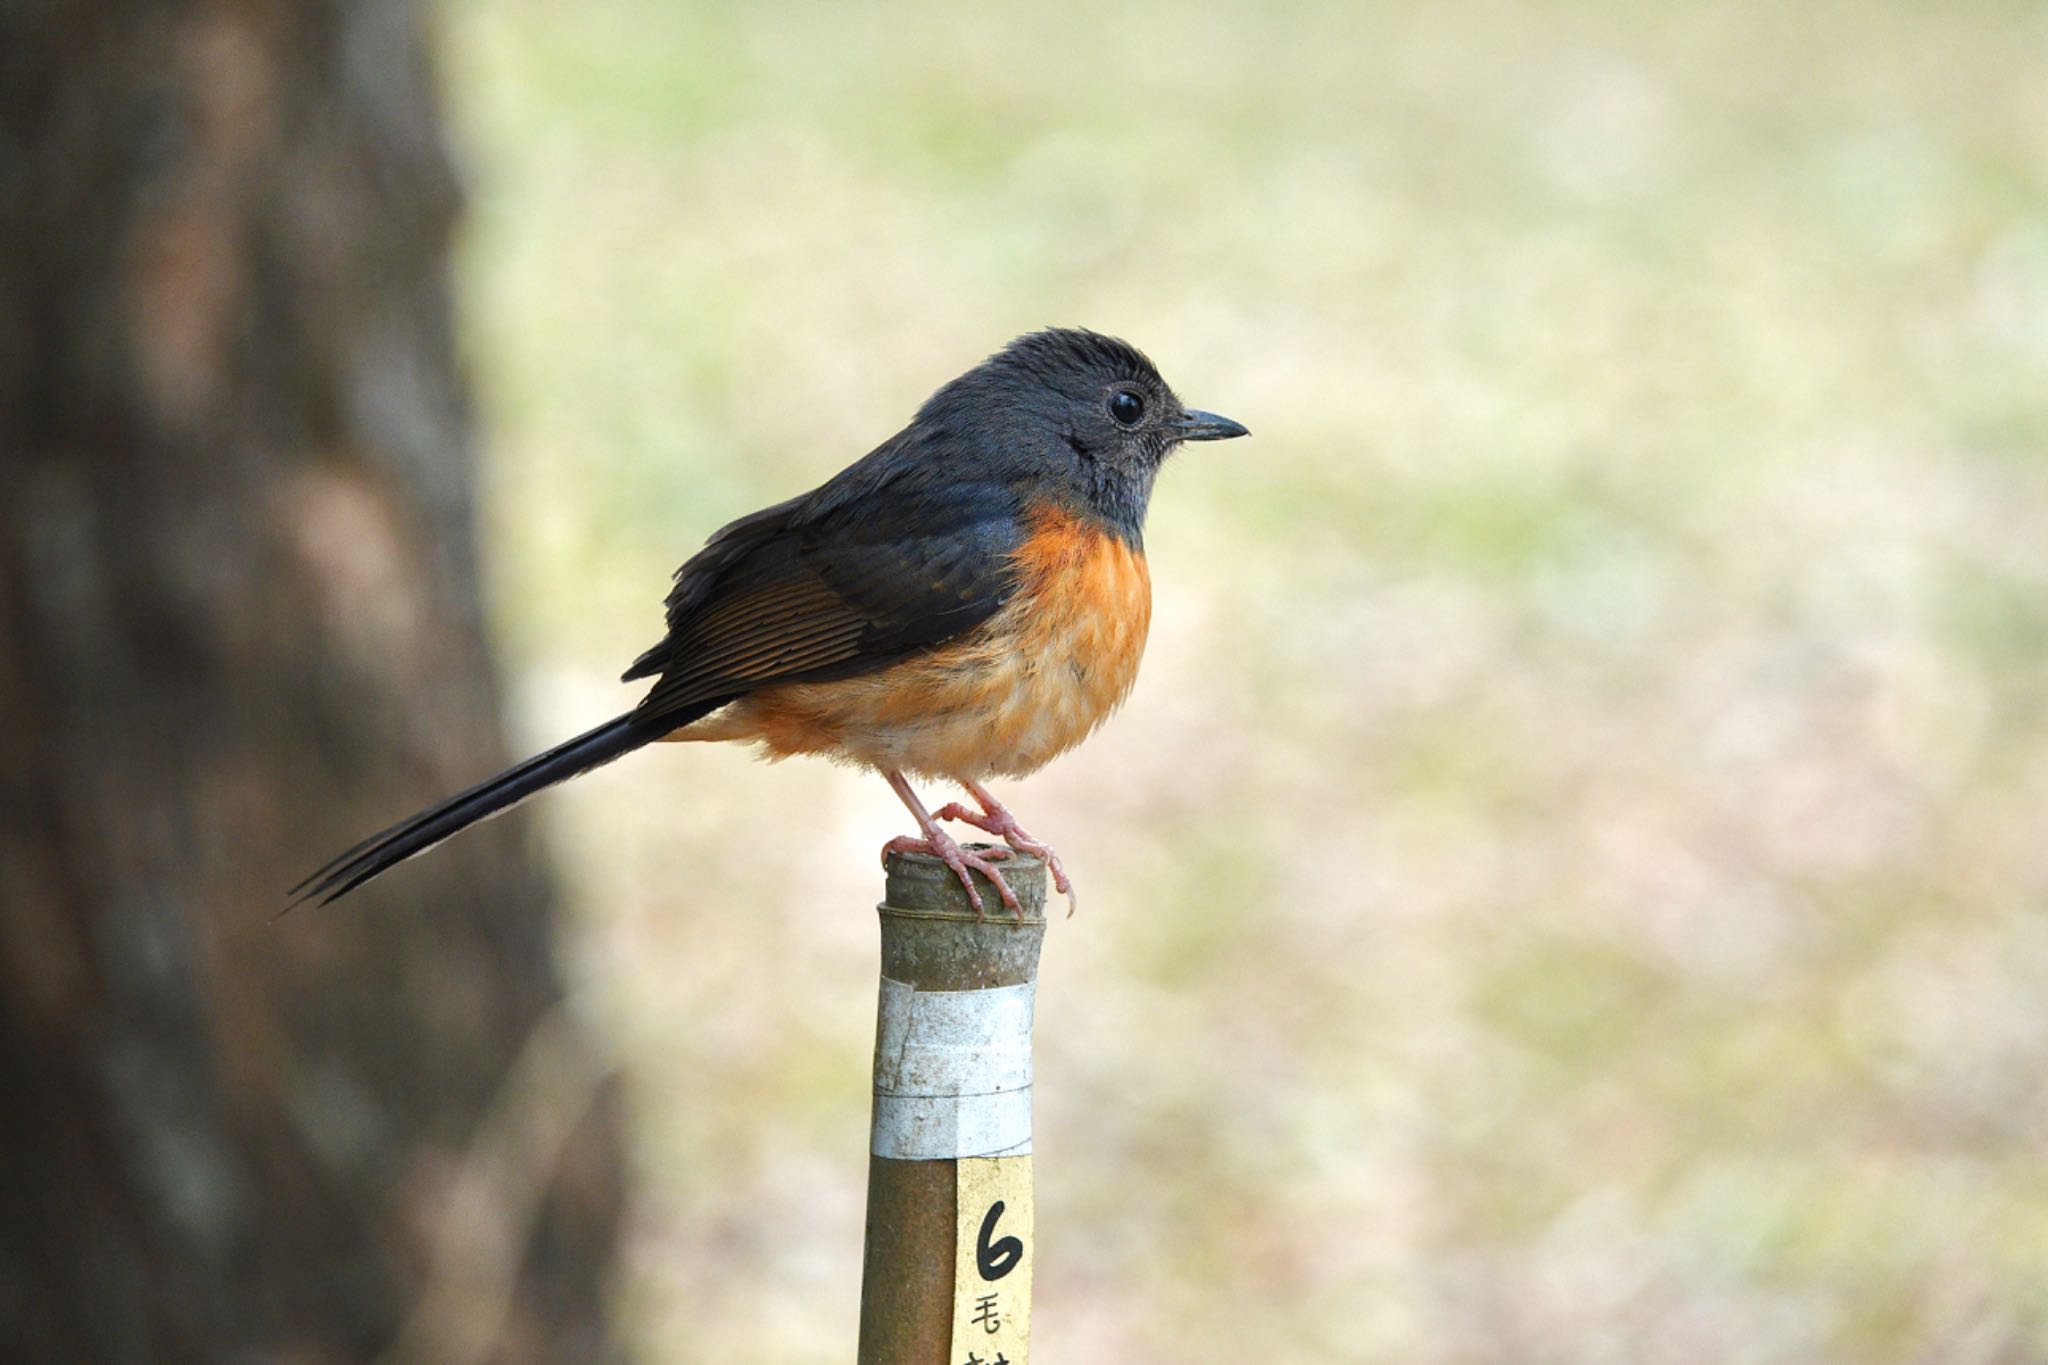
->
[292,328,1247,916]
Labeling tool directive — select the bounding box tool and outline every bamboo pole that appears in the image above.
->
[857,847,1047,1365]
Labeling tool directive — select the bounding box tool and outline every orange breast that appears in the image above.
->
[678,503,1151,780]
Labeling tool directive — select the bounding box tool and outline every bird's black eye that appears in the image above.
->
[1108,390,1145,426]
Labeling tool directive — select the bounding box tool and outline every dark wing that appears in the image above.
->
[624,468,1025,724]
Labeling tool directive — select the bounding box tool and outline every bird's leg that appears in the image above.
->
[934,778,1076,916]
[880,770,1022,920]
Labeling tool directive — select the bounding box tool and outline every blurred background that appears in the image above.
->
[6,0,2047,1361]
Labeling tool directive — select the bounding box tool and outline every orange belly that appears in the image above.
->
[673,504,1151,780]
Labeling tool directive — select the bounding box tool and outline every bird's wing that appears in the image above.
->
[628,474,1025,722]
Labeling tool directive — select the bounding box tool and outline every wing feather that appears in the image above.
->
[629,470,1025,723]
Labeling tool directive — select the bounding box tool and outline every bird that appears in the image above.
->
[291,328,1247,917]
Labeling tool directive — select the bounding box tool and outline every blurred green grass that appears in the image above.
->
[445,1,2048,1359]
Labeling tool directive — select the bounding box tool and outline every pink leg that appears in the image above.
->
[933,779,1077,917]
[880,770,1023,920]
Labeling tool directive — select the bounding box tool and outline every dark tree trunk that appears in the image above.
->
[0,2,624,1361]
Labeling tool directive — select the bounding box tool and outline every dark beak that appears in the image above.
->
[1174,409,1250,442]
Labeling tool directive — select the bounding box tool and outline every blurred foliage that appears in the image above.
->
[443,0,2048,1359]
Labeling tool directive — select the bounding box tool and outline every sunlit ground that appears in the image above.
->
[446,2,2048,1359]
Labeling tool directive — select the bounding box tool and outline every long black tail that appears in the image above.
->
[288,709,687,909]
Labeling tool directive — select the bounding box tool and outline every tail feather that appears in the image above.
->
[288,707,698,910]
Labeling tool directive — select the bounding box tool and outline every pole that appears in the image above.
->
[857,847,1047,1365]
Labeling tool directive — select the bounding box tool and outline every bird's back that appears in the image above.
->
[672,493,1150,780]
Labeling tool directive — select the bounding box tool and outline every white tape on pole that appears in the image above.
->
[871,977,1035,1160]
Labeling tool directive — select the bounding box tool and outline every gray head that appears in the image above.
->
[917,327,1248,538]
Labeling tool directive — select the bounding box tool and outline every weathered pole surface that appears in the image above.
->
[858,848,1047,1365]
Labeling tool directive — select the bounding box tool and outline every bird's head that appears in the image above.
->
[921,327,1248,538]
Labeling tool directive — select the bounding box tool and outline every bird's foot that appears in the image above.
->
[934,790,1076,917]
[880,829,1023,921]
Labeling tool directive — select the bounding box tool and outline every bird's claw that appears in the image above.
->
[881,830,1024,921]
[933,800,1077,917]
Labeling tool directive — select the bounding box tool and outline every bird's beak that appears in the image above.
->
[1174,409,1250,442]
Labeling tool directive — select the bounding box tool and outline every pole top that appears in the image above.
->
[881,847,1047,925]
[878,847,1047,993]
